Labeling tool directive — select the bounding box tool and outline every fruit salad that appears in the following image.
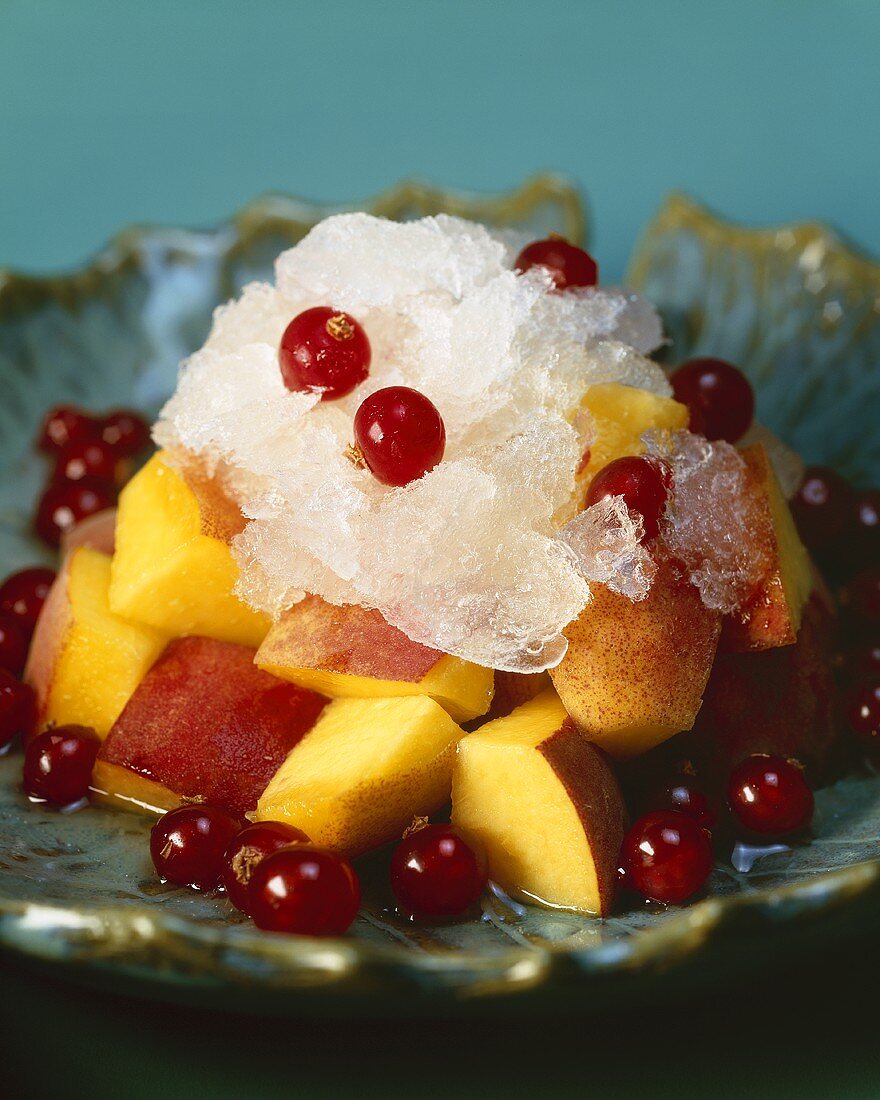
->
[3,213,877,937]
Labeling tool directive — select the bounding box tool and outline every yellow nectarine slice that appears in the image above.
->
[452,689,626,915]
[255,695,465,856]
[108,453,270,646]
[720,443,813,652]
[255,596,493,723]
[549,559,722,759]
[25,547,167,738]
[486,670,550,720]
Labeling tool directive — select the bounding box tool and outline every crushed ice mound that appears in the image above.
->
[646,430,768,614]
[561,497,657,600]
[156,213,666,672]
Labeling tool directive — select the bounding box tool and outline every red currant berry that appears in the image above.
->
[54,437,120,485]
[22,724,98,804]
[670,358,755,443]
[100,409,151,456]
[34,477,116,548]
[585,455,671,541]
[514,237,599,290]
[248,844,360,936]
[222,821,310,915]
[790,466,853,551]
[845,489,880,568]
[0,567,56,637]
[649,781,717,832]
[619,811,713,905]
[37,405,100,455]
[0,669,34,749]
[0,614,28,677]
[846,683,880,753]
[279,307,371,400]
[849,639,880,683]
[150,805,240,891]
[353,386,446,487]
[847,566,880,627]
[390,824,488,918]
[726,754,814,837]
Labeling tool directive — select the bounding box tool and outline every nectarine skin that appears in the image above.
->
[98,636,327,816]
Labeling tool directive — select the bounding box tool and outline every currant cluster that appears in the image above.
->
[33,405,151,546]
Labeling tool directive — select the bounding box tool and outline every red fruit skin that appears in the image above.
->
[670,358,755,443]
[37,406,100,455]
[390,824,488,918]
[150,805,240,890]
[0,567,57,637]
[514,238,599,290]
[619,810,713,905]
[353,386,446,487]
[649,782,717,832]
[0,614,28,677]
[585,455,671,541]
[846,683,880,754]
[0,669,34,748]
[22,724,99,805]
[222,821,310,915]
[98,637,327,816]
[34,478,117,548]
[726,754,814,837]
[790,466,853,553]
[54,437,121,485]
[279,307,371,400]
[100,410,151,456]
[248,845,361,936]
[847,567,880,628]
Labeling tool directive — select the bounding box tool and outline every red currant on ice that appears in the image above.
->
[846,683,880,753]
[619,810,713,905]
[585,455,671,541]
[0,614,28,677]
[0,669,34,749]
[353,386,446,486]
[248,844,361,936]
[22,724,98,804]
[650,781,717,832]
[0,567,56,637]
[54,437,120,485]
[279,306,371,400]
[790,466,852,551]
[100,409,151,456]
[222,821,310,915]
[34,477,116,547]
[670,357,755,443]
[390,824,488,918]
[150,804,240,891]
[515,237,599,290]
[726,754,813,837]
[37,405,100,455]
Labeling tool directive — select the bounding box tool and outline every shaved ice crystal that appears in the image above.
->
[155,213,666,672]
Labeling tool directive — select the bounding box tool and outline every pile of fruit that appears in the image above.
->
[1,222,877,938]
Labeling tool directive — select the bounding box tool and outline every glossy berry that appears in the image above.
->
[150,805,240,891]
[0,669,34,749]
[514,237,599,290]
[0,614,28,677]
[670,358,755,443]
[34,477,116,547]
[846,490,880,568]
[847,566,880,627]
[726,755,814,837]
[222,821,310,915]
[54,437,120,485]
[22,724,98,805]
[790,467,853,551]
[37,405,99,455]
[353,386,446,486]
[248,844,360,936]
[619,811,713,905]
[390,824,488,918]
[846,683,880,753]
[0,567,56,637]
[849,639,880,684]
[279,306,371,400]
[100,409,151,456]
[585,455,671,541]
[650,781,717,832]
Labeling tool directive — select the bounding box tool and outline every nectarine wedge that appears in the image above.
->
[108,453,270,646]
[256,596,494,723]
[25,547,167,738]
[94,636,327,816]
[549,559,722,759]
[452,689,626,915]
[256,695,465,856]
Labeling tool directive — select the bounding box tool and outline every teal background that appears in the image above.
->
[2,0,879,281]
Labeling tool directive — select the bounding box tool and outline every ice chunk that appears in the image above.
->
[738,422,805,499]
[561,496,657,600]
